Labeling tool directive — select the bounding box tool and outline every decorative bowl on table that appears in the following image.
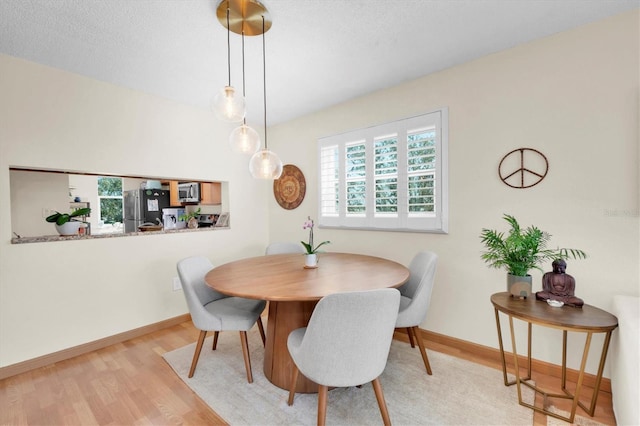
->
[547,299,564,308]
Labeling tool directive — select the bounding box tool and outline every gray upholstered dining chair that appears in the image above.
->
[287,288,400,426]
[265,242,306,255]
[176,256,266,382]
[395,251,438,375]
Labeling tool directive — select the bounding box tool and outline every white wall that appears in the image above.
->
[11,171,101,236]
[10,170,68,237]
[267,10,639,376]
[0,54,272,367]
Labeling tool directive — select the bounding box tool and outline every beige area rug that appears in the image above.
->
[546,406,609,426]
[163,327,535,425]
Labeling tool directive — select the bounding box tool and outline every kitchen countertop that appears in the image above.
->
[10,225,229,244]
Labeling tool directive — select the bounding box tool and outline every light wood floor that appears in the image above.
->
[0,320,616,425]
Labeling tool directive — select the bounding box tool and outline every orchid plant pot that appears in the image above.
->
[304,253,318,268]
[55,221,83,236]
[301,216,329,269]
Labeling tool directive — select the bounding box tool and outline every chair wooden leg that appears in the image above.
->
[257,317,266,346]
[212,331,219,350]
[406,327,415,348]
[372,378,391,426]
[287,364,299,406]
[188,330,207,378]
[412,326,432,375]
[317,384,328,426]
[239,331,253,383]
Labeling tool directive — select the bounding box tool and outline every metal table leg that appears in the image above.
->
[494,307,531,386]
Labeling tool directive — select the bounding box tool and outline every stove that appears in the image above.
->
[196,214,218,228]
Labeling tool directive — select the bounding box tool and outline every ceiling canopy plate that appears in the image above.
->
[216,0,272,36]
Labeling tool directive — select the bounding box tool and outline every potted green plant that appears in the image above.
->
[45,207,91,236]
[480,214,586,298]
[179,208,201,229]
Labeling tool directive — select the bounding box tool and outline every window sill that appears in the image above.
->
[319,224,447,234]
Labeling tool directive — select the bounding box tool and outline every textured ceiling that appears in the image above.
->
[0,1,637,125]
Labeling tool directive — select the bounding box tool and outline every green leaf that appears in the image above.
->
[312,241,331,253]
[56,214,71,225]
[69,207,91,217]
[301,240,331,254]
[45,212,61,223]
[300,241,313,254]
[479,214,586,276]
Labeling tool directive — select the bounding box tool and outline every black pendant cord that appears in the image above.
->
[241,30,247,125]
[225,6,231,86]
[262,15,268,151]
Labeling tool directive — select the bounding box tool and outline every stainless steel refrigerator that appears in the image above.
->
[123,189,170,233]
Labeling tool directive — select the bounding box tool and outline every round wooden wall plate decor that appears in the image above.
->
[273,164,306,210]
[498,148,549,189]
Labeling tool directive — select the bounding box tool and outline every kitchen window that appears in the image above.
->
[97,177,123,224]
[318,108,448,233]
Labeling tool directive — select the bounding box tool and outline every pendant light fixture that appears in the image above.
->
[211,5,245,122]
[229,30,260,154]
[249,14,283,179]
[215,0,281,178]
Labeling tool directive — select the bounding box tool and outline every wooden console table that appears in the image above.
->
[491,292,618,423]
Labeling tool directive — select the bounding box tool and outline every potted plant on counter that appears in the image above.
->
[45,207,91,236]
[180,208,201,229]
[480,214,586,298]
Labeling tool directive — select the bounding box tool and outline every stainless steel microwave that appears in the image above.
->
[178,182,200,203]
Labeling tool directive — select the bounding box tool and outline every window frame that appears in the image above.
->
[97,176,123,224]
[318,108,448,234]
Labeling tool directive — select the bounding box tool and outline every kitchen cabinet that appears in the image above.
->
[168,181,181,206]
[166,180,220,206]
[200,182,221,205]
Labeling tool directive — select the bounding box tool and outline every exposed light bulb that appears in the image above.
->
[211,86,245,122]
[249,149,283,179]
[229,124,260,155]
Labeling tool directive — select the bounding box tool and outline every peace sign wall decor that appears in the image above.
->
[498,148,549,189]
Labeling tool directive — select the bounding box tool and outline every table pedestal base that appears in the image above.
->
[264,300,319,393]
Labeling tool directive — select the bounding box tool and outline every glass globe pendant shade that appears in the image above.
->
[211,86,245,122]
[249,149,283,179]
[229,124,260,155]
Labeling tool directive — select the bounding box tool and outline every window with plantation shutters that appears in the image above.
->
[318,108,448,233]
[320,144,339,217]
[407,129,436,215]
[346,141,366,216]
[375,135,398,215]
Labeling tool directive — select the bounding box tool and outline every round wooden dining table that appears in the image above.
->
[204,252,410,392]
